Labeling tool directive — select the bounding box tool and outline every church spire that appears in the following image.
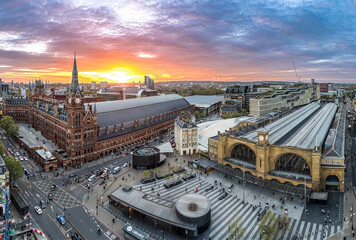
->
[70,51,80,96]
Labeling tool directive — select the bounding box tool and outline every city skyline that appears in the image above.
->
[0,0,356,83]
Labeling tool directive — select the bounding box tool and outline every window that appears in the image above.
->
[324,160,328,164]
[331,161,334,165]
[87,118,91,125]
[337,161,341,165]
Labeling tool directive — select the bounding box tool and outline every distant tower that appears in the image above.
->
[69,52,81,96]
[144,75,154,89]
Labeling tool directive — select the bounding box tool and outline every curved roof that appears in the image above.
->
[176,193,211,219]
[87,94,191,128]
[198,116,253,151]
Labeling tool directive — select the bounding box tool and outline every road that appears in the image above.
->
[1,127,174,239]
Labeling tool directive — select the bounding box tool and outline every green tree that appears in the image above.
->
[228,215,245,239]
[258,209,278,240]
[4,156,23,186]
[142,170,151,178]
[0,141,5,157]
[0,116,19,137]
[241,109,247,115]
[277,214,291,238]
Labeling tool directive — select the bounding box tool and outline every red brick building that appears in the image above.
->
[320,83,329,93]
[3,55,192,168]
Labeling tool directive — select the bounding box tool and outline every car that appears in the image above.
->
[57,215,65,225]
[34,206,42,215]
[24,157,28,161]
[11,185,20,191]
[112,167,121,174]
[101,172,108,178]
[50,184,56,191]
[48,193,54,200]
[69,173,77,178]
[40,200,46,209]
[42,140,46,144]
[123,163,128,168]
[15,152,20,156]
[19,157,24,161]
[23,169,30,176]
[88,175,96,182]
[218,192,228,200]
[96,170,104,176]
[205,186,214,192]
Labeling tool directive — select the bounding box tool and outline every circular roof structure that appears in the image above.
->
[133,147,160,156]
[176,194,211,219]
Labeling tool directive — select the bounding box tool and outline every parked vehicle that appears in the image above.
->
[123,163,128,168]
[101,172,108,178]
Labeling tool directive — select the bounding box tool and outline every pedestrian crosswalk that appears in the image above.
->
[133,176,342,240]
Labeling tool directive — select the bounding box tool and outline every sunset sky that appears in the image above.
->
[0,0,356,83]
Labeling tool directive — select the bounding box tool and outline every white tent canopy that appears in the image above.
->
[197,116,253,152]
[157,142,174,153]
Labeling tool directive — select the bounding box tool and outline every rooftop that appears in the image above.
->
[282,103,337,149]
[184,95,224,108]
[242,102,341,151]
[87,94,191,132]
[242,103,321,145]
[133,147,160,156]
[322,103,346,159]
[18,124,60,152]
[110,186,196,231]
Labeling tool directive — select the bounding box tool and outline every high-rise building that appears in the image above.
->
[100,81,108,89]
[144,75,154,89]
[91,81,96,90]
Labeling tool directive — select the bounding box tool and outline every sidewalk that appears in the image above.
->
[83,153,195,240]
[327,129,354,240]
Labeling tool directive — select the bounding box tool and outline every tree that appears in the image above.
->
[0,116,19,137]
[277,214,291,238]
[142,170,151,179]
[4,156,23,186]
[228,215,245,239]
[0,141,5,157]
[241,109,247,115]
[257,209,278,240]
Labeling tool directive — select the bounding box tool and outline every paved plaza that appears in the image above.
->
[100,165,343,240]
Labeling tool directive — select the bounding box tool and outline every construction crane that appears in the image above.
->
[292,61,301,82]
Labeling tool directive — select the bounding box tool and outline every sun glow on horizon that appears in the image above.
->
[81,70,140,83]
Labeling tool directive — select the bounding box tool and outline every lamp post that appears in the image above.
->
[243,163,246,204]
[304,176,306,221]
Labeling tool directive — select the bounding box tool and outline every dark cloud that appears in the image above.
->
[0,0,355,82]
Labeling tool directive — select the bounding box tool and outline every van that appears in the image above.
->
[112,167,121,174]
[88,175,96,182]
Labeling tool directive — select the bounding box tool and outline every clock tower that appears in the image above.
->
[257,130,269,147]
[256,129,270,177]
[66,52,85,166]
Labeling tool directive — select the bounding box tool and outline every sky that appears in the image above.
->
[0,0,356,83]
